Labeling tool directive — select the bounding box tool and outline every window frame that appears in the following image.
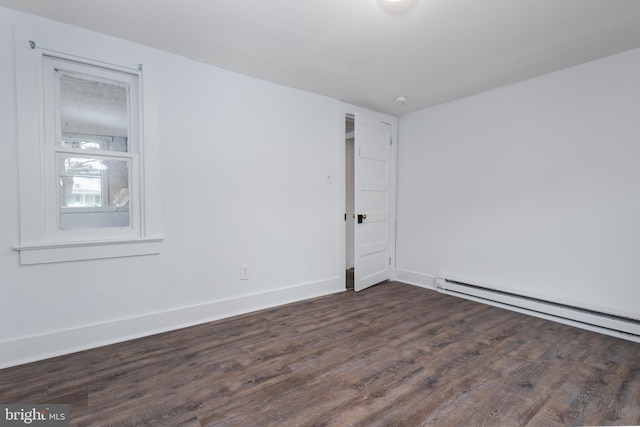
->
[13,28,163,265]
[45,55,138,235]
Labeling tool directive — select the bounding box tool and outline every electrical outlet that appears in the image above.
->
[240,264,250,280]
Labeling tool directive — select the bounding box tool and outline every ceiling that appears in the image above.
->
[3,0,640,115]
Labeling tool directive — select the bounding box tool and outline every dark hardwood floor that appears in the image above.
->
[1,281,639,426]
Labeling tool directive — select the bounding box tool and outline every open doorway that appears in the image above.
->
[345,115,355,289]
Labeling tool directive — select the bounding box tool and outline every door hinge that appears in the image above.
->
[389,257,392,265]
[389,137,393,146]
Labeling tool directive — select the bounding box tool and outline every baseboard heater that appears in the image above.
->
[436,277,640,342]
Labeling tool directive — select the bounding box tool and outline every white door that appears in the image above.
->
[354,113,392,291]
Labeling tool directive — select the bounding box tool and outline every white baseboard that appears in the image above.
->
[0,278,344,369]
[393,269,437,290]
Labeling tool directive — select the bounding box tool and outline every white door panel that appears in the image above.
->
[354,113,391,292]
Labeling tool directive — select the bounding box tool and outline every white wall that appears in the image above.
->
[0,7,345,368]
[396,48,640,321]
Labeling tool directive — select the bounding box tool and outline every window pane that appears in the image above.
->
[58,73,129,152]
[58,155,131,229]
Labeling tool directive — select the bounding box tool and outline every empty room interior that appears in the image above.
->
[1,0,640,425]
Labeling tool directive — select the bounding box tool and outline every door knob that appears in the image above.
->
[357,213,367,224]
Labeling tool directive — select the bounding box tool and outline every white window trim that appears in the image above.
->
[13,27,163,265]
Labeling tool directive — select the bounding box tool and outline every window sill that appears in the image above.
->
[14,237,163,265]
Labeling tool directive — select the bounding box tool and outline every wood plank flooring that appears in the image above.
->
[1,281,639,426]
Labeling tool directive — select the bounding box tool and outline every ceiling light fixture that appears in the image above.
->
[377,0,417,14]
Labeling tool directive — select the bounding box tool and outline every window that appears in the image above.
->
[45,56,139,233]
[14,28,162,264]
